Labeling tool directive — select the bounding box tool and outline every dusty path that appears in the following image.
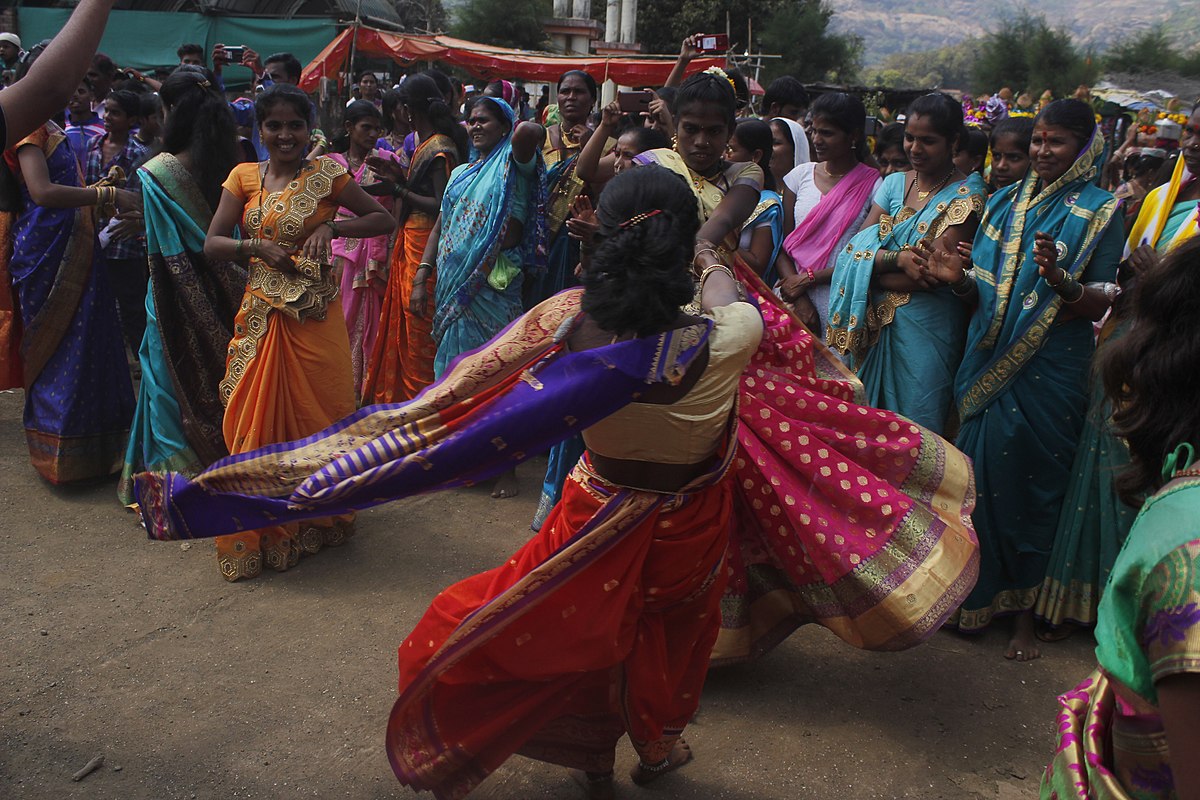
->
[0,390,1090,799]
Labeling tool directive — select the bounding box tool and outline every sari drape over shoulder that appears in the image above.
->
[118,153,246,504]
[4,123,133,483]
[951,132,1123,631]
[827,172,988,435]
[362,135,458,404]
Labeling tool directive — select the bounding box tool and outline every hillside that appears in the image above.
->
[830,0,1200,64]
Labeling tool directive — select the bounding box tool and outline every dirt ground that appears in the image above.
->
[0,389,1095,800]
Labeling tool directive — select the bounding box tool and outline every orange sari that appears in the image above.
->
[215,158,356,580]
[362,135,458,404]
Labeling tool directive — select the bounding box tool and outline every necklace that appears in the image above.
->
[687,162,730,196]
[256,159,306,241]
[346,151,367,174]
[909,168,956,203]
[821,162,849,180]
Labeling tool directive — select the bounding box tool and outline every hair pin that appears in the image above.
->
[620,209,663,229]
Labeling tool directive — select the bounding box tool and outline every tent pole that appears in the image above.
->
[348,0,363,92]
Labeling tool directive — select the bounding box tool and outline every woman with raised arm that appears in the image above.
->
[361,73,467,404]
[202,84,392,581]
[826,92,987,436]
[118,67,245,505]
[924,100,1124,660]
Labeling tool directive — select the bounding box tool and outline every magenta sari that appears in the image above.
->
[781,161,879,273]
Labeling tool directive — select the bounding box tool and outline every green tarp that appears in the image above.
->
[16,9,338,87]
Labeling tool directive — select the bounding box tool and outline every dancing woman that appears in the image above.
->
[827,92,987,436]
[202,84,392,580]
[118,68,245,504]
[362,73,467,404]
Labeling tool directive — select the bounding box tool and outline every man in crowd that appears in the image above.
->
[177,43,205,67]
[212,46,325,158]
[0,33,21,87]
[64,78,104,167]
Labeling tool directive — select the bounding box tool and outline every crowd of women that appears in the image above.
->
[2,6,1200,797]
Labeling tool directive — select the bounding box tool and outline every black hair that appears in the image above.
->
[557,69,598,99]
[906,92,966,152]
[734,118,776,192]
[1101,235,1200,504]
[469,96,512,133]
[159,66,238,210]
[990,116,1034,150]
[655,86,678,116]
[255,83,313,126]
[725,67,751,112]
[91,52,117,76]
[621,126,670,154]
[874,121,905,156]
[402,72,469,164]
[1036,99,1096,151]
[763,76,810,114]
[583,164,699,336]
[263,52,303,84]
[176,43,204,60]
[138,91,162,119]
[355,69,378,84]
[426,69,455,106]
[382,89,404,133]
[106,89,142,119]
[810,91,868,162]
[676,71,737,132]
[14,39,50,82]
[959,128,989,173]
[344,99,382,125]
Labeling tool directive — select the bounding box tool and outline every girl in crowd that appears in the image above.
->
[769,116,809,187]
[774,92,880,336]
[362,73,467,404]
[526,70,598,306]
[118,68,245,505]
[328,100,393,395]
[1041,233,1200,800]
[728,118,784,282]
[926,99,1124,660]
[987,116,1033,191]
[351,69,382,109]
[827,92,987,436]
[416,95,545,498]
[953,127,989,177]
[1036,103,1200,640]
[3,51,138,483]
[873,121,909,177]
[374,88,411,162]
[202,84,392,580]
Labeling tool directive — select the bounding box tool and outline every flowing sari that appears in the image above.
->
[4,123,133,483]
[212,158,357,581]
[1037,156,1198,630]
[522,129,586,307]
[742,190,785,285]
[951,132,1122,632]
[362,134,459,405]
[432,98,547,378]
[1041,460,1200,800]
[827,171,988,435]
[627,149,982,660]
[328,152,393,397]
[117,154,246,505]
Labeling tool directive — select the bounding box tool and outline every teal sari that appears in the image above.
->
[432,98,547,378]
[746,190,785,286]
[951,131,1123,631]
[118,154,245,504]
[827,171,987,434]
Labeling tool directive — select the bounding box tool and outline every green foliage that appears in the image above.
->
[395,0,448,33]
[453,0,549,50]
[759,0,861,83]
[972,10,1098,96]
[1105,26,1200,78]
[864,41,977,90]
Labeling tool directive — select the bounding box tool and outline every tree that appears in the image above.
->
[758,0,861,83]
[865,41,977,90]
[395,0,447,33]
[1105,27,1181,74]
[973,11,1097,96]
[453,0,549,50]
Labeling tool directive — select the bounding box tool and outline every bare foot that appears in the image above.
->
[630,739,692,786]
[1004,611,1042,662]
[491,470,519,499]
[1036,620,1081,643]
[568,769,614,800]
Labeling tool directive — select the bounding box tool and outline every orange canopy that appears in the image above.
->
[299,27,722,91]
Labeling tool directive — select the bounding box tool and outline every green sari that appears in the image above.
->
[952,131,1122,632]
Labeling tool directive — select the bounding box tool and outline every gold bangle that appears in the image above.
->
[699,264,735,287]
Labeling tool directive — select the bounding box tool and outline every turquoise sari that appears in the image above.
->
[118,153,245,504]
[432,98,547,377]
[951,131,1123,631]
[746,190,785,286]
[827,171,987,434]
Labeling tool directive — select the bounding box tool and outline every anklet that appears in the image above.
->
[639,758,671,773]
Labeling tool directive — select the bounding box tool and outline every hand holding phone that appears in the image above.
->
[697,33,728,53]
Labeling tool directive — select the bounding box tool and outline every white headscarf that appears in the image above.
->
[772,117,810,169]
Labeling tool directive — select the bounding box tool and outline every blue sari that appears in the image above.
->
[117,154,246,504]
[746,190,785,286]
[6,123,133,484]
[523,142,584,308]
[951,131,1122,632]
[827,172,987,434]
[432,98,547,377]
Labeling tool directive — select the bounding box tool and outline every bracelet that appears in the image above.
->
[94,187,103,207]
[1047,267,1070,288]
[323,219,340,238]
[693,247,721,264]
[235,238,244,258]
[951,271,976,297]
[803,266,816,282]
[1062,279,1086,304]
[880,249,899,270]
[698,264,735,287]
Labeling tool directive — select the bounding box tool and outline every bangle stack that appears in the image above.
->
[1049,269,1086,304]
[323,219,340,238]
[880,249,900,270]
[951,270,976,297]
[413,262,435,283]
